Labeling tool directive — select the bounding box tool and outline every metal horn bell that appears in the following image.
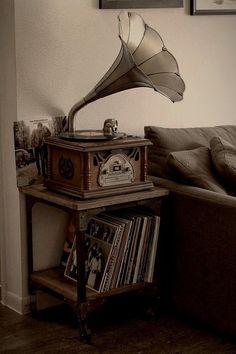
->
[61,11,185,140]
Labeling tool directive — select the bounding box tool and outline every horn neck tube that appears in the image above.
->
[68,98,87,132]
[68,90,98,132]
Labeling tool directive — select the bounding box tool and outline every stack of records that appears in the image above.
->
[63,207,161,293]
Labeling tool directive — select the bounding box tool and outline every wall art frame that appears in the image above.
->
[99,0,183,9]
[191,0,236,15]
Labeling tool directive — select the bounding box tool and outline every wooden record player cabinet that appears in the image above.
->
[44,136,153,199]
[21,184,169,343]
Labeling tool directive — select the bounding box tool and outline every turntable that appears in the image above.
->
[45,133,152,199]
[44,11,185,199]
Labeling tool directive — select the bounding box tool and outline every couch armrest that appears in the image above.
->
[148,175,236,208]
[149,175,236,337]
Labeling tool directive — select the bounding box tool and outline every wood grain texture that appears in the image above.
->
[31,268,154,303]
[44,136,153,198]
[20,184,169,211]
[0,302,235,353]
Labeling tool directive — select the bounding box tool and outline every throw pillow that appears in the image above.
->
[167,147,227,194]
[210,136,236,185]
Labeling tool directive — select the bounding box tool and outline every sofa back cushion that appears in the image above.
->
[167,147,227,194]
[210,136,236,186]
[144,125,236,179]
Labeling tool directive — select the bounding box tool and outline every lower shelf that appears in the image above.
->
[31,267,154,303]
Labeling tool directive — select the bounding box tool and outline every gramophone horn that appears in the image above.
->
[66,11,185,136]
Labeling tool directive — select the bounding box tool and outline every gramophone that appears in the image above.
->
[45,11,185,199]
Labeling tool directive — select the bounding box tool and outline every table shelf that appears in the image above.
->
[31,267,154,303]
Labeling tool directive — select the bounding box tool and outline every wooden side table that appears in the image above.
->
[21,184,169,342]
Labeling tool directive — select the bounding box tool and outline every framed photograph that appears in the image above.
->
[99,0,183,9]
[191,0,236,15]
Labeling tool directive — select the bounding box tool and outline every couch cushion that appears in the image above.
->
[210,136,236,185]
[144,125,236,178]
[167,147,227,194]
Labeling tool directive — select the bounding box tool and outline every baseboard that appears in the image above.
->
[1,290,63,314]
[1,290,32,314]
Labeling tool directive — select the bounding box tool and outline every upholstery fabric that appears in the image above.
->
[167,147,227,194]
[210,136,236,185]
[144,125,236,178]
[163,187,236,337]
[145,125,236,337]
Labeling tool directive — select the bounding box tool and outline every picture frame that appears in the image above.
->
[99,0,183,9]
[191,0,236,15]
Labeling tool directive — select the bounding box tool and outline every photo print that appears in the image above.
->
[13,116,66,187]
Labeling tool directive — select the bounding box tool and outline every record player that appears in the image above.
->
[44,12,185,199]
[45,133,153,199]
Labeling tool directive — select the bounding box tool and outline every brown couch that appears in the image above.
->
[144,125,236,337]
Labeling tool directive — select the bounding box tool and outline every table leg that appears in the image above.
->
[72,211,92,343]
[75,302,92,343]
[25,196,37,293]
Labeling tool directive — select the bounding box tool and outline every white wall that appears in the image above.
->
[0,0,25,312]
[14,0,236,134]
[1,0,236,313]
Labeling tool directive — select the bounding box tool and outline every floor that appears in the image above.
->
[0,294,236,354]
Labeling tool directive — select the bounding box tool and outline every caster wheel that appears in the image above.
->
[80,330,92,344]
[78,319,92,344]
